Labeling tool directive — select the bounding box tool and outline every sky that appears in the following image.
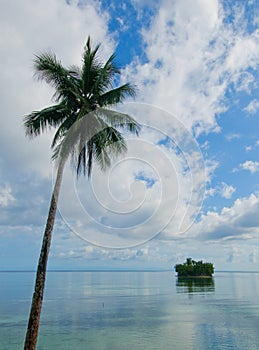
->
[0,0,259,271]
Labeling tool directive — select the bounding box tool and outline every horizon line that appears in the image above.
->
[1,269,259,273]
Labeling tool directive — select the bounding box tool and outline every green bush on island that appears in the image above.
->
[175,258,214,277]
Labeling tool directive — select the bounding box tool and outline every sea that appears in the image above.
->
[1,270,259,350]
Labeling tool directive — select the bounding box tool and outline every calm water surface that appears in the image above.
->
[1,271,259,349]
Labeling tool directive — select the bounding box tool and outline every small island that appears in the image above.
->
[174,258,214,277]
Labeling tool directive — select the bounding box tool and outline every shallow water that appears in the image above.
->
[1,271,259,349]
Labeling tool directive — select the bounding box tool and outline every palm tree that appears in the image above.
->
[23,36,140,350]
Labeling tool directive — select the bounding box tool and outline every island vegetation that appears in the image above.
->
[175,258,214,277]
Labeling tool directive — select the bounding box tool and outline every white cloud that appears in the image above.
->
[57,245,150,262]
[205,188,217,197]
[193,193,259,241]
[205,182,236,199]
[244,99,259,114]
[225,31,259,73]
[0,185,15,207]
[225,133,240,141]
[204,160,219,184]
[220,182,236,199]
[240,160,259,173]
[122,0,259,136]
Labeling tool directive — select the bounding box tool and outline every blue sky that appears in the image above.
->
[0,0,259,271]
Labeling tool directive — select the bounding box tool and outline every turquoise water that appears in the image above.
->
[1,271,259,349]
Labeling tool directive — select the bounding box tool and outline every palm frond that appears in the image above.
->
[96,107,141,136]
[86,141,93,177]
[93,146,111,173]
[76,144,87,177]
[90,53,120,96]
[53,110,104,165]
[34,52,81,103]
[91,127,127,172]
[81,37,102,94]
[24,102,69,137]
[98,83,137,107]
[51,113,78,148]
[34,52,67,89]
[68,65,82,79]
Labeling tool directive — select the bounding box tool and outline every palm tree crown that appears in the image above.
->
[24,36,140,176]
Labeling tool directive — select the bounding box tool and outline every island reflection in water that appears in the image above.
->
[176,277,215,294]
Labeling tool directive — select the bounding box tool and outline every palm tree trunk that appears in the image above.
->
[24,160,65,350]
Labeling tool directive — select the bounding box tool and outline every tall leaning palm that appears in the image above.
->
[23,36,140,350]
